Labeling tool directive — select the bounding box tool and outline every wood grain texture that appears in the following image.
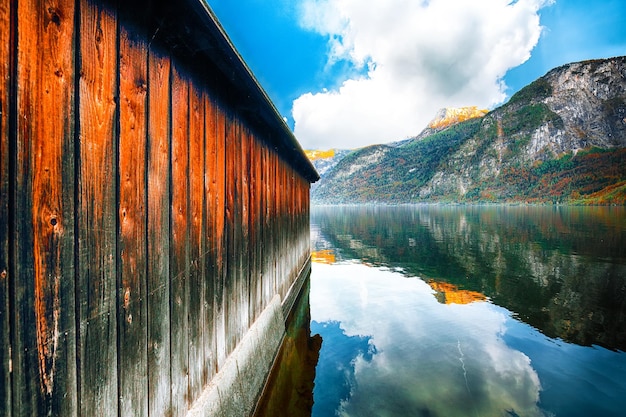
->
[202,93,216,383]
[0,1,11,415]
[239,125,250,340]
[214,105,227,369]
[262,146,271,306]
[147,46,172,417]
[249,135,261,322]
[77,2,118,415]
[203,94,219,380]
[6,0,313,414]
[170,63,190,417]
[117,11,148,417]
[188,83,205,400]
[224,114,236,356]
[14,0,78,415]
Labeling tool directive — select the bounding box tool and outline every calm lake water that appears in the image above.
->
[255,205,626,417]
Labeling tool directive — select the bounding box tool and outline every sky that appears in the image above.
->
[206,0,626,150]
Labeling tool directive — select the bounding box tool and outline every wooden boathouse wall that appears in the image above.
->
[0,0,319,415]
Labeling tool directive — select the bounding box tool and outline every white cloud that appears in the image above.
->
[293,0,552,150]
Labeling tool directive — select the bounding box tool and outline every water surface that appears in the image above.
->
[258,205,626,417]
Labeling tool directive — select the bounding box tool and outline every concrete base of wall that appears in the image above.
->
[186,258,313,417]
[186,294,286,417]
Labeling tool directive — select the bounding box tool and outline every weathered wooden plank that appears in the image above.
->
[249,136,262,322]
[259,143,268,310]
[240,126,250,336]
[13,1,78,415]
[213,103,227,370]
[188,82,205,400]
[0,1,11,415]
[277,160,285,296]
[147,46,171,417]
[77,2,118,415]
[233,120,244,348]
[247,135,256,320]
[224,114,236,355]
[262,146,272,306]
[271,152,278,297]
[117,10,148,417]
[170,63,190,417]
[203,93,217,382]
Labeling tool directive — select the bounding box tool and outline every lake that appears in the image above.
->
[255,205,626,417]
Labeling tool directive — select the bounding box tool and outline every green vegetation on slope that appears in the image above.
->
[464,148,626,204]
[314,119,483,203]
[312,58,626,205]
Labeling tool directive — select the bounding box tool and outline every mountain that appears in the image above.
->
[304,148,353,195]
[305,149,352,176]
[310,56,626,205]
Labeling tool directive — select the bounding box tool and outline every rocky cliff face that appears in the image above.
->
[544,58,626,149]
[311,56,626,204]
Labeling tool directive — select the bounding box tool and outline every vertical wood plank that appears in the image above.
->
[254,140,260,310]
[214,104,226,370]
[249,136,261,321]
[248,136,256,320]
[117,10,148,417]
[224,114,235,355]
[0,0,11,415]
[146,47,171,417]
[188,83,205,400]
[77,2,118,415]
[271,152,278,297]
[14,1,78,415]
[277,159,284,296]
[170,63,189,417]
[203,93,216,382]
[233,119,243,349]
[240,126,250,336]
[262,146,271,307]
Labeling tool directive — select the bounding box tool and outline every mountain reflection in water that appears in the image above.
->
[256,205,626,417]
[311,205,626,351]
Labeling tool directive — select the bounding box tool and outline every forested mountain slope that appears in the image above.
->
[311,57,626,204]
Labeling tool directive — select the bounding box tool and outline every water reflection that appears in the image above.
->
[258,205,626,417]
[311,263,546,417]
[311,205,626,351]
[254,278,322,417]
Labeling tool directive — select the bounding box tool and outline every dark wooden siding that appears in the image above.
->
[0,0,317,416]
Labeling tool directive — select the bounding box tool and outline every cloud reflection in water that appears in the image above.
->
[310,262,544,417]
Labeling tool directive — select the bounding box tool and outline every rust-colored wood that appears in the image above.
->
[224,114,236,355]
[0,0,11,415]
[6,0,314,414]
[214,103,227,370]
[77,2,118,415]
[263,146,272,304]
[117,11,148,417]
[13,1,78,415]
[146,46,171,417]
[170,63,190,417]
[234,120,244,348]
[240,125,250,336]
[271,152,278,297]
[250,136,262,321]
[203,93,217,381]
[188,83,205,400]
[248,136,257,320]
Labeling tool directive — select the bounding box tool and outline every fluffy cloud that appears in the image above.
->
[293,0,553,150]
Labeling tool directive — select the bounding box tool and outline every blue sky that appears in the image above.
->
[207,0,626,150]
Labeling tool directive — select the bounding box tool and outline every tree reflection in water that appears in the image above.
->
[257,205,626,417]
